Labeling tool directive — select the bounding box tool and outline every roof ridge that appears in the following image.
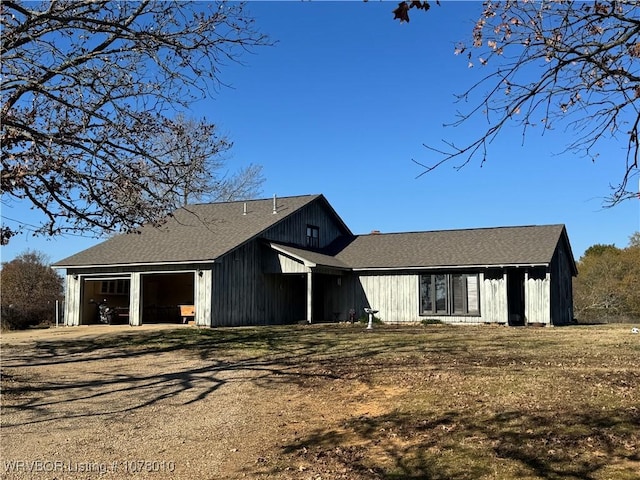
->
[187,193,321,208]
[357,224,565,236]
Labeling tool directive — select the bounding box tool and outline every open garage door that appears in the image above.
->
[82,277,131,325]
[141,272,195,324]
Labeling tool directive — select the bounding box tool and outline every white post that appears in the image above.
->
[306,272,313,324]
[55,300,59,327]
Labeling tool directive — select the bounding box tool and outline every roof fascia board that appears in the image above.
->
[352,263,551,272]
[53,259,217,270]
[269,243,316,268]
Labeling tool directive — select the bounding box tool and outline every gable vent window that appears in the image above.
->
[306,225,319,248]
[420,273,479,316]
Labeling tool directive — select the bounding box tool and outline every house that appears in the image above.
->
[53,194,577,327]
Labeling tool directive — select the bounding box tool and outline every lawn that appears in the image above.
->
[1,323,639,479]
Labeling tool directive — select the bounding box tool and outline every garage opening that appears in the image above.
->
[82,277,131,325]
[141,272,195,324]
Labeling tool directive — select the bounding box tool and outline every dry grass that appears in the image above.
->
[2,323,639,479]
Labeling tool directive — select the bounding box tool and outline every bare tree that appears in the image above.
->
[1,1,270,244]
[154,114,264,206]
[395,1,640,205]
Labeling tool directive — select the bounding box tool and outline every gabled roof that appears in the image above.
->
[333,224,575,271]
[53,195,326,267]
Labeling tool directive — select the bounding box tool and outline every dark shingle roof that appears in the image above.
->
[53,195,321,267]
[268,243,351,269]
[334,225,570,270]
[53,193,573,274]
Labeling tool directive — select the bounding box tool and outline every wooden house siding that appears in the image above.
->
[63,274,82,326]
[348,272,507,325]
[211,240,266,327]
[263,201,347,248]
[195,269,213,327]
[129,272,142,326]
[54,196,575,329]
[550,236,575,325]
[481,273,508,324]
[524,273,550,324]
[357,274,419,323]
[263,249,309,274]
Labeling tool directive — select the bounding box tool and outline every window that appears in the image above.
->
[420,273,479,316]
[306,225,319,248]
[100,279,130,296]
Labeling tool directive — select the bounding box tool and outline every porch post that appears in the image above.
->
[129,272,142,326]
[64,273,81,326]
[195,269,212,327]
[306,271,313,324]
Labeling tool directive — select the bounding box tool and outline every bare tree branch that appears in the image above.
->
[1,0,271,244]
[399,0,640,205]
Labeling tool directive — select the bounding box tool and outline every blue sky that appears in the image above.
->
[2,1,638,264]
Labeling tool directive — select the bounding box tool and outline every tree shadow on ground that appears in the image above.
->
[0,326,439,427]
[276,407,640,480]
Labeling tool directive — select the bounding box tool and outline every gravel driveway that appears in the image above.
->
[1,325,359,480]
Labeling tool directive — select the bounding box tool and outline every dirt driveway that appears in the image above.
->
[0,325,393,480]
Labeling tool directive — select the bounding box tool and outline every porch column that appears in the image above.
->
[64,273,81,326]
[306,271,313,324]
[129,272,142,326]
[195,269,212,327]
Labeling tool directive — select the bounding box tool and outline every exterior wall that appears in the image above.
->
[263,249,309,274]
[65,264,209,326]
[211,240,267,326]
[357,274,419,323]
[263,200,348,248]
[347,272,509,325]
[481,273,508,324]
[549,236,575,325]
[524,272,550,324]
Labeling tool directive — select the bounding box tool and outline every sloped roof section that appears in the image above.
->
[54,195,322,267]
[268,242,351,269]
[334,225,572,270]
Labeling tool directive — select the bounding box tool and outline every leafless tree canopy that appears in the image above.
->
[1,0,270,244]
[155,114,265,207]
[397,1,640,205]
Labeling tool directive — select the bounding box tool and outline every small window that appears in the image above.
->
[100,279,130,296]
[420,273,480,316]
[306,225,319,248]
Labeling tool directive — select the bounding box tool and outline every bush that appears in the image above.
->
[358,314,383,325]
[421,318,443,326]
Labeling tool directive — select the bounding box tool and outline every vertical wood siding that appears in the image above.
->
[524,273,550,324]
[549,237,575,325]
[481,274,508,324]
[264,201,347,248]
[357,274,418,323]
[195,269,212,327]
[129,272,142,326]
[64,274,82,326]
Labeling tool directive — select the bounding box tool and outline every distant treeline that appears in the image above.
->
[573,233,640,323]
